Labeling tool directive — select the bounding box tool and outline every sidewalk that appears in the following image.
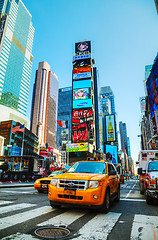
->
[0,181,34,188]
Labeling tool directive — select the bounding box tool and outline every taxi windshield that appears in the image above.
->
[67,161,106,174]
[148,161,158,172]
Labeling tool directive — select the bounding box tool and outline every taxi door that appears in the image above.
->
[108,164,115,196]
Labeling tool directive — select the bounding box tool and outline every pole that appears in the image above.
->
[21,125,25,156]
[67,120,69,165]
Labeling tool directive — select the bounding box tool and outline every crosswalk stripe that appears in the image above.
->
[131,214,158,240]
[74,212,121,240]
[1,233,38,240]
[38,209,88,227]
[120,198,145,202]
[0,206,54,231]
[0,201,13,206]
[0,203,36,214]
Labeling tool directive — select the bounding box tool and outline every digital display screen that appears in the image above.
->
[71,109,94,143]
[106,145,118,165]
[75,41,91,54]
[73,72,91,80]
[73,88,90,100]
[73,58,91,74]
[73,79,92,89]
[73,99,92,109]
[146,70,158,118]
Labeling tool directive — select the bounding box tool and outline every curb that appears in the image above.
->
[0,182,34,188]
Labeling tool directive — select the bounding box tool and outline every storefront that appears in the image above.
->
[0,155,44,182]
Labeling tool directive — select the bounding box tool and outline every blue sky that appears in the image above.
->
[23,0,158,162]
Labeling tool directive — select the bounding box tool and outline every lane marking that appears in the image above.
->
[131,214,158,240]
[0,203,36,214]
[0,190,35,194]
[0,201,13,206]
[75,212,121,240]
[0,206,54,231]
[38,209,88,227]
[125,182,137,199]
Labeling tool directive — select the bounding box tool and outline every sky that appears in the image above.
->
[22,0,158,163]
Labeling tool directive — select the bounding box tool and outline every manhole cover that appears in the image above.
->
[34,226,70,239]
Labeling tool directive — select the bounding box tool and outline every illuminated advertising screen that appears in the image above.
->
[73,72,91,80]
[73,79,92,88]
[75,41,91,54]
[73,58,91,74]
[146,69,158,118]
[73,99,92,109]
[71,109,94,143]
[73,88,90,100]
[66,142,88,152]
[106,145,118,165]
[73,54,91,60]
[105,115,116,142]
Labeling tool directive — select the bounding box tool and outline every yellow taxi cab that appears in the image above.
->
[34,170,67,193]
[48,160,120,213]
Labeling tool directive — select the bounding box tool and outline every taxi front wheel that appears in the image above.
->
[50,201,61,209]
[100,189,110,213]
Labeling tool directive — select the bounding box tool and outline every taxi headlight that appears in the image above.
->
[88,181,99,189]
[51,178,58,186]
[35,180,40,184]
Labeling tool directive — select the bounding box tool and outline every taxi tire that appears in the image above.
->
[100,189,110,213]
[50,201,61,209]
[38,190,44,193]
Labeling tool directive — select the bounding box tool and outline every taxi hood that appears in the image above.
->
[53,172,106,181]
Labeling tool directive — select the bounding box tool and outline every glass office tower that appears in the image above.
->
[0,0,34,125]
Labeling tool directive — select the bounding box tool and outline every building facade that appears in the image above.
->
[0,0,34,125]
[31,61,59,148]
[119,121,128,154]
[56,86,72,149]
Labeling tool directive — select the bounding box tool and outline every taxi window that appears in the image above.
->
[68,162,106,174]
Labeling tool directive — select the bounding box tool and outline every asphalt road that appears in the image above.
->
[0,179,158,240]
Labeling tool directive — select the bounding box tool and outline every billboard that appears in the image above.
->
[106,145,118,165]
[73,54,91,60]
[66,142,88,152]
[75,41,91,55]
[73,88,90,100]
[73,79,92,89]
[73,72,91,80]
[73,99,92,109]
[73,58,91,74]
[72,109,93,143]
[146,66,158,118]
[0,136,4,156]
[140,96,146,113]
[105,115,116,142]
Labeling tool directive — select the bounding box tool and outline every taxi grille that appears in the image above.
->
[58,179,87,190]
[40,180,50,184]
[58,194,83,200]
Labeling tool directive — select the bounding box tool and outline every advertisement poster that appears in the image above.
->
[66,142,89,152]
[73,79,92,89]
[71,109,93,143]
[75,41,91,54]
[73,99,92,109]
[105,115,116,142]
[106,145,118,165]
[73,58,91,74]
[73,88,90,100]
[140,96,146,113]
[73,72,91,80]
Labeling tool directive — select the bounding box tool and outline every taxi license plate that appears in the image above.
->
[64,190,76,195]
[41,185,47,189]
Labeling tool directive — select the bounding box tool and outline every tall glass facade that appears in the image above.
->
[56,87,72,148]
[0,0,34,117]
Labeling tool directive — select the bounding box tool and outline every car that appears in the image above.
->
[34,169,67,193]
[48,160,120,213]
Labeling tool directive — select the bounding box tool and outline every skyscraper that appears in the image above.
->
[119,121,128,155]
[31,61,59,148]
[56,86,72,149]
[101,86,115,114]
[0,0,34,127]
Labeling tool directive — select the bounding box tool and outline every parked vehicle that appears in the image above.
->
[138,150,158,204]
[48,160,120,213]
